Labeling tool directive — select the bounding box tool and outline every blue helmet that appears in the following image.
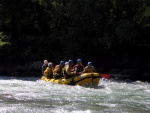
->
[77,59,82,63]
[68,60,73,64]
[60,61,65,65]
[87,62,92,66]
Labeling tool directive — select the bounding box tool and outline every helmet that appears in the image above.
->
[68,60,73,64]
[77,59,82,63]
[48,62,53,66]
[87,62,92,66]
[44,60,48,64]
[65,62,68,65]
[60,61,65,65]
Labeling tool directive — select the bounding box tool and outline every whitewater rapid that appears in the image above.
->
[0,76,150,113]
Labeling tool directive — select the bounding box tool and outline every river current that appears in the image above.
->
[0,76,150,113]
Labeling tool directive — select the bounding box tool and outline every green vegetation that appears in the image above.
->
[0,41,10,46]
[0,0,150,67]
[0,32,10,46]
[144,6,150,16]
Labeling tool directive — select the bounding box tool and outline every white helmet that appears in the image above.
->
[65,62,68,65]
[48,62,53,66]
[44,60,48,64]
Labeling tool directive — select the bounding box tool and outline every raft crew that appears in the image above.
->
[42,60,48,75]
[82,62,96,73]
[43,62,54,79]
[53,61,65,79]
[73,59,84,75]
[42,59,97,79]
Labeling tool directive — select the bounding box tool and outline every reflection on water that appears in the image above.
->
[0,76,150,113]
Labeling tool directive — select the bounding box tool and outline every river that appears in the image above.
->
[0,76,150,113]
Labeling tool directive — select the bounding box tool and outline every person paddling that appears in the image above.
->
[82,62,96,73]
[42,60,48,75]
[53,61,65,79]
[73,59,84,75]
[44,62,54,79]
[64,60,75,79]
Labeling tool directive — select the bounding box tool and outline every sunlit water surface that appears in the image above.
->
[0,76,150,113]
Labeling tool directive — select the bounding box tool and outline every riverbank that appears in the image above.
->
[0,61,42,78]
[0,61,150,82]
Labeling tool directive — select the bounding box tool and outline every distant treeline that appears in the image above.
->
[0,0,150,68]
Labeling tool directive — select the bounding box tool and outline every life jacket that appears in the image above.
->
[44,67,52,77]
[63,65,74,79]
[73,64,84,73]
[47,67,53,78]
[83,66,95,73]
[53,65,63,76]
[64,65,74,76]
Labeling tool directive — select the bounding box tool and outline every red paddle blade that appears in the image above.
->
[101,74,110,79]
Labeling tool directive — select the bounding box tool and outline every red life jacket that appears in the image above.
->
[73,64,84,73]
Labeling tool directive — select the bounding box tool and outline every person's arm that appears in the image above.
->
[82,66,87,73]
[53,65,59,75]
[92,66,96,72]
[81,65,85,72]
[42,65,44,75]
[74,67,78,75]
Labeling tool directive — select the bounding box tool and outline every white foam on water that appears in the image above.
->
[0,76,150,113]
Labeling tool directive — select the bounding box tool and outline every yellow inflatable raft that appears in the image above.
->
[41,73,101,86]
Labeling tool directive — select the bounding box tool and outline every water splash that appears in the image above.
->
[0,76,150,113]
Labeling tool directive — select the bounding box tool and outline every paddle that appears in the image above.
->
[101,73,110,79]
